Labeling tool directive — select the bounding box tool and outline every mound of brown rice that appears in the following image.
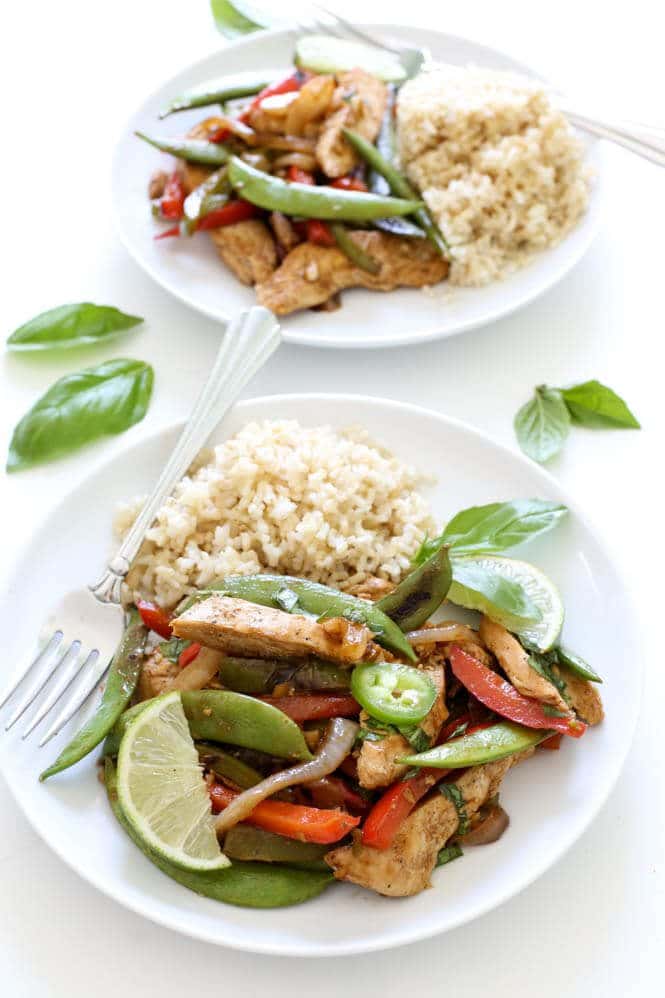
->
[397,65,591,286]
[114,419,434,608]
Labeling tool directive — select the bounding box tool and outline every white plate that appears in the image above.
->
[112,26,604,349]
[0,395,639,955]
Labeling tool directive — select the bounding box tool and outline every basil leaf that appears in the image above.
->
[542,704,569,718]
[526,649,570,703]
[7,358,153,472]
[514,386,571,462]
[436,844,463,867]
[449,558,541,629]
[158,637,190,664]
[399,725,431,753]
[210,0,265,37]
[560,380,640,429]
[439,783,469,835]
[7,303,143,352]
[442,500,568,557]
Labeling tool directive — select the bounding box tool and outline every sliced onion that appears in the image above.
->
[272,152,318,172]
[407,623,481,645]
[166,647,223,693]
[213,717,359,834]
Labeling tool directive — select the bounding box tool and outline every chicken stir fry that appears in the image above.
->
[138,39,450,316]
[43,495,604,909]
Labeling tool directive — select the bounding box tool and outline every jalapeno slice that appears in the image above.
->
[351,663,436,726]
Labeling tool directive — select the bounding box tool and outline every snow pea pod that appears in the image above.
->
[40,609,147,781]
[227,156,423,221]
[331,224,381,273]
[219,656,350,694]
[159,74,270,118]
[376,546,452,632]
[343,128,450,256]
[223,825,330,871]
[398,721,548,769]
[197,573,417,662]
[105,759,332,908]
[135,131,231,165]
[104,690,312,761]
[182,166,230,234]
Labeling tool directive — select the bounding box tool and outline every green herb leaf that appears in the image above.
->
[158,637,190,664]
[417,499,568,562]
[436,844,463,867]
[7,303,143,352]
[439,783,469,835]
[7,358,154,472]
[525,648,570,703]
[399,725,431,753]
[210,0,266,37]
[542,704,569,718]
[450,558,541,629]
[560,380,640,429]
[514,386,571,462]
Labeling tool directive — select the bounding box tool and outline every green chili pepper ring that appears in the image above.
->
[351,662,436,726]
[40,609,147,781]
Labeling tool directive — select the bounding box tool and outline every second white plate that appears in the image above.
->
[111,25,604,348]
[0,394,638,955]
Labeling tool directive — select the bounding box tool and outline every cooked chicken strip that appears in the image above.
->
[209,220,278,285]
[256,231,448,315]
[172,595,372,664]
[136,647,179,701]
[478,616,569,711]
[316,70,387,177]
[554,665,604,725]
[327,754,520,897]
[357,663,447,789]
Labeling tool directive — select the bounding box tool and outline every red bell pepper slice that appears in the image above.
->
[209,784,360,843]
[154,224,180,240]
[287,165,315,185]
[242,72,303,122]
[136,600,172,639]
[540,733,564,750]
[178,642,201,668]
[331,175,368,192]
[196,199,256,231]
[361,766,450,850]
[208,126,231,143]
[306,219,336,246]
[257,693,360,724]
[449,645,586,738]
[160,170,185,220]
[307,775,369,815]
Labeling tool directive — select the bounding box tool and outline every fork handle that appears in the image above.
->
[89,307,280,605]
[556,99,665,167]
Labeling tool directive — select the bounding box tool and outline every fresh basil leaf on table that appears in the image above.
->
[7,303,143,352]
[514,385,571,463]
[415,499,568,562]
[515,380,640,462]
[7,358,154,472]
[560,380,641,428]
[210,0,266,37]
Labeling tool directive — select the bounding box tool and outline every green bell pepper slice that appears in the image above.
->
[40,609,147,781]
[398,721,548,769]
[376,546,452,633]
[103,690,312,761]
[196,742,263,788]
[222,825,331,871]
[105,760,332,908]
[228,156,423,221]
[219,656,350,694]
[195,573,417,662]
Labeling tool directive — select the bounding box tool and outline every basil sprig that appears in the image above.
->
[7,303,143,352]
[515,380,640,462]
[210,0,266,38]
[7,358,154,472]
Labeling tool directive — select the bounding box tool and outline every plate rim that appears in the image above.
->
[0,393,643,956]
[111,24,605,350]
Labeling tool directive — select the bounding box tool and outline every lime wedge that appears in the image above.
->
[295,35,407,83]
[449,555,564,652]
[116,691,229,872]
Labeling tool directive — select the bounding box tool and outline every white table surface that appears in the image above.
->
[1,1,663,993]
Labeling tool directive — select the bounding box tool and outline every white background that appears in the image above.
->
[0,1,663,994]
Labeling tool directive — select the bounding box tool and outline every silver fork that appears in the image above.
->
[294,7,665,168]
[0,306,280,746]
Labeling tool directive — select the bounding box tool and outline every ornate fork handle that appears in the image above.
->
[89,307,280,605]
